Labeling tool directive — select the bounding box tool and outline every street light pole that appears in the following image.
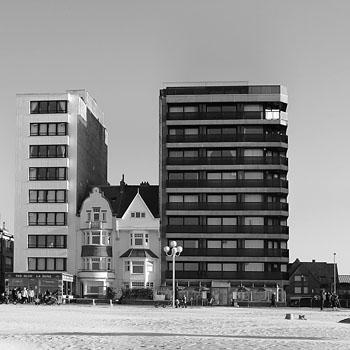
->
[333,252,336,294]
[164,241,183,308]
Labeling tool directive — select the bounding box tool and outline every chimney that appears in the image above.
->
[120,174,126,193]
[312,259,315,263]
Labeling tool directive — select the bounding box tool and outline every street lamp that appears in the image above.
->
[333,253,337,294]
[164,241,183,308]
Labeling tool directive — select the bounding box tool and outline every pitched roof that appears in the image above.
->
[120,248,159,259]
[100,182,159,218]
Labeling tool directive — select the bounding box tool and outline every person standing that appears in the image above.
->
[320,289,325,310]
[270,292,276,307]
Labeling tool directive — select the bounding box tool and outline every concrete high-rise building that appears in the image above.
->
[159,83,289,304]
[14,90,108,289]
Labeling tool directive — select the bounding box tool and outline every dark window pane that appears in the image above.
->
[168,172,183,180]
[47,213,55,225]
[28,235,37,248]
[37,213,46,225]
[28,213,37,225]
[37,258,45,270]
[56,190,65,203]
[30,146,39,157]
[56,258,65,271]
[57,123,66,135]
[30,124,39,135]
[48,124,56,135]
[47,145,56,157]
[37,190,46,202]
[39,101,48,114]
[47,236,55,248]
[55,235,65,248]
[48,101,57,113]
[37,236,46,248]
[30,102,39,113]
[57,101,67,113]
[28,258,36,270]
[57,145,66,157]
[29,168,37,180]
[168,217,183,225]
[58,168,66,180]
[29,190,37,203]
[38,145,47,157]
[184,217,199,225]
[47,258,55,270]
[39,124,48,135]
[47,168,56,179]
[184,172,198,180]
[38,168,47,180]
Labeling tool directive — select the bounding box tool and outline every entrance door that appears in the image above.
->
[211,288,229,305]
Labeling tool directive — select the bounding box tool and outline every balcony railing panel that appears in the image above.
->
[166,225,289,234]
[166,179,288,189]
[166,202,288,211]
[166,271,289,280]
[167,134,288,143]
[167,111,268,120]
[181,248,289,258]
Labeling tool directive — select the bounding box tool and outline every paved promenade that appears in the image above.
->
[0,304,349,349]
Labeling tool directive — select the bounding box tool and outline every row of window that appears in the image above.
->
[30,100,68,114]
[82,231,111,246]
[29,145,68,158]
[168,104,278,113]
[82,257,112,271]
[28,235,67,248]
[29,190,67,203]
[168,239,287,249]
[294,287,309,294]
[168,216,287,226]
[86,209,107,223]
[130,233,149,247]
[124,260,154,274]
[168,262,287,272]
[30,123,67,136]
[28,257,66,271]
[168,194,286,203]
[28,212,66,226]
[168,149,285,159]
[131,212,146,218]
[168,171,286,181]
[168,126,284,136]
[29,167,67,181]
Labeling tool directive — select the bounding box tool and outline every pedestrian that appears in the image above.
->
[22,287,28,304]
[28,288,34,303]
[182,295,187,308]
[270,292,276,307]
[320,289,325,311]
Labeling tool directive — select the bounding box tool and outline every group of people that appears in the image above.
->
[319,290,340,310]
[0,288,59,305]
[175,295,188,308]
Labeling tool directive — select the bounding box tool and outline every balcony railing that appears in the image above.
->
[166,179,288,189]
[167,134,288,143]
[180,248,289,258]
[166,225,289,234]
[166,271,289,280]
[167,156,288,166]
[167,111,271,120]
[166,202,288,211]
[82,221,105,230]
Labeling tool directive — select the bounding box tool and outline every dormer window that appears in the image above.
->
[131,212,146,218]
[93,207,100,221]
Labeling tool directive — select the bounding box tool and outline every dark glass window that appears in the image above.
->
[30,100,67,114]
[27,257,67,271]
[30,123,67,136]
[28,235,67,248]
[29,167,67,181]
[29,145,68,158]
[28,212,67,226]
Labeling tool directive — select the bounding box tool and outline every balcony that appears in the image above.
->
[81,245,112,257]
[167,111,269,120]
[82,221,110,230]
[166,202,288,211]
[166,225,289,234]
[180,248,289,258]
[167,156,288,166]
[165,271,289,280]
[167,134,288,143]
[166,179,288,189]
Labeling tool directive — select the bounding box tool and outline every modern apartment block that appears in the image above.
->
[159,83,289,301]
[14,90,108,287]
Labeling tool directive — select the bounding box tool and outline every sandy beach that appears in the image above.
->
[0,304,349,349]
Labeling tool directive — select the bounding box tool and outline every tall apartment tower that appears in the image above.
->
[15,90,108,280]
[160,83,289,296]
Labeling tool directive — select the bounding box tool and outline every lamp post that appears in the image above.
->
[333,253,336,294]
[164,241,183,308]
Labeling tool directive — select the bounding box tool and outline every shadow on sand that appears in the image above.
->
[39,332,323,341]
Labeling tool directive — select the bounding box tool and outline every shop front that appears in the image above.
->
[6,272,74,296]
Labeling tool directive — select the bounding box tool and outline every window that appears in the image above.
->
[294,287,302,294]
[29,145,68,158]
[243,149,264,157]
[208,263,222,271]
[207,217,237,226]
[243,194,263,202]
[244,240,264,248]
[125,261,130,272]
[30,100,67,114]
[303,287,309,294]
[169,106,183,113]
[207,172,237,180]
[131,212,146,219]
[281,264,287,272]
[207,149,236,158]
[30,123,67,136]
[28,212,67,226]
[223,263,237,271]
[244,217,264,225]
[29,167,67,180]
[146,261,154,272]
[206,105,221,112]
[222,240,237,248]
[245,263,264,272]
[27,257,66,271]
[184,105,198,113]
[265,109,280,120]
[29,190,67,203]
[184,262,199,271]
[294,275,302,282]
[132,261,144,274]
[130,232,149,247]
[131,282,145,288]
[82,257,111,271]
[183,240,198,248]
[207,240,221,248]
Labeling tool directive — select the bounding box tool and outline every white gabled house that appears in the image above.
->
[77,177,160,298]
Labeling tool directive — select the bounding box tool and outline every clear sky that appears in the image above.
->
[0,0,349,273]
